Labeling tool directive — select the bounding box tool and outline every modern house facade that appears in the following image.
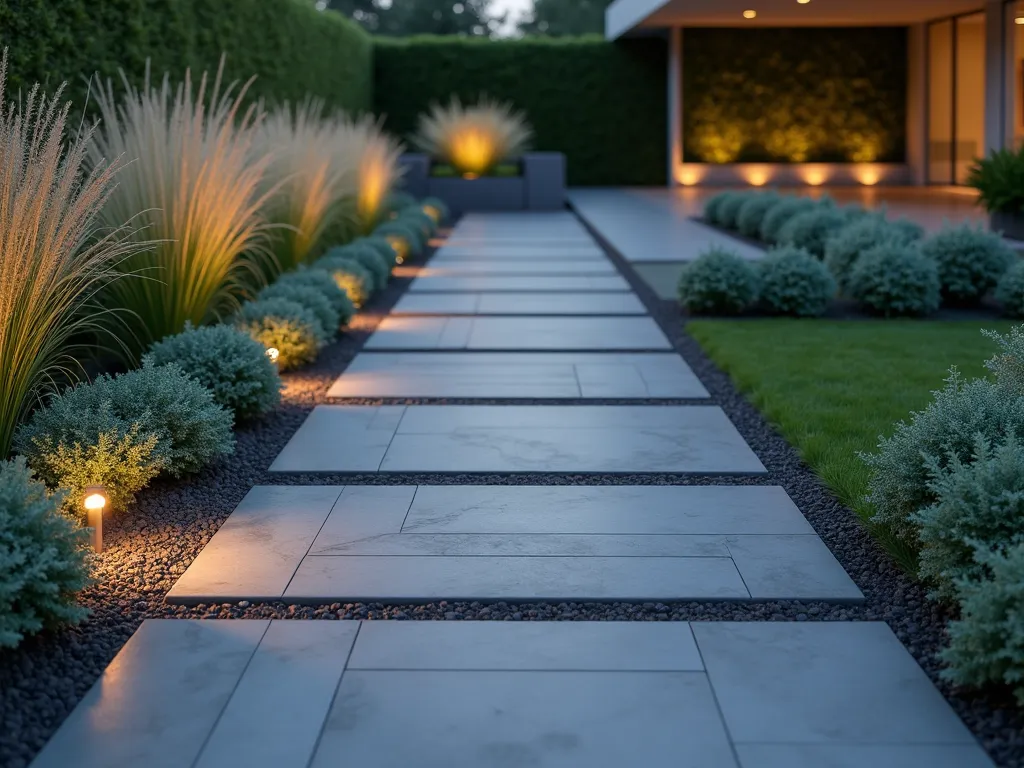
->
[606,0,1024,187]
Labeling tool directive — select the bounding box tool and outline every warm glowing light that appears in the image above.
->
[1016,16,1024,24]
[266,347,280,363]
[461,171,480,180]
[83,491,107,511]
[798,0,811,4]
[423,204,442,223]
[676,165,707,186]
[743,166,772,187]
[83,485,107,552]
[743,9,757,18]
[384,234,409,264]
[857,166,881,186]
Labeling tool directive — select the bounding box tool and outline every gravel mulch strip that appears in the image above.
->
[1,216,1022,768]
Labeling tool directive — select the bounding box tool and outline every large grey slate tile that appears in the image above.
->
[194,621,358,768]
[693,622,981,745]
[364,316,672,351]
[434,245,605,260]
[734,743,994,768]
[167,486,342,603]
[312,670,737,768]
[269,406,400,473]
[443,236,596,247]
[393,403,720,431]
[392,291,646,315]
[418,260,616,275]
[30,620,268,768]
[409,274,631,292]
[726,535,862,601]
[347,621,703,671]
[308,484,415,547]
[403,485,814,535]
[327,352,707,399]
[284,554,750,601]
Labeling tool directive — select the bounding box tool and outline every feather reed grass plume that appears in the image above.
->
[0,51,146,457]
[412,96,532,178]
[89,60,275,363]
[258,100,350,271]
[331,114,404,234]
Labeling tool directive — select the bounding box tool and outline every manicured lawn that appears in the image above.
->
[688,319,1020,569]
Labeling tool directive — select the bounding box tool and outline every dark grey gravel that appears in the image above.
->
[0,217,1021,768]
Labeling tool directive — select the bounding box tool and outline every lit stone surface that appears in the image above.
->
[363,316,672,351]
[391,291,647,315]
[409,274,631,292]
[414,260,617,275]
[326,352,708,399]
[34,620,993,768]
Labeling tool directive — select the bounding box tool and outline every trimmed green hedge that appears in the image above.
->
[373,35,668,186]
[0,0,372,112]
[682,27,907,164]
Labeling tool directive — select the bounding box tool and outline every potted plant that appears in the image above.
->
[967,146,1024,240]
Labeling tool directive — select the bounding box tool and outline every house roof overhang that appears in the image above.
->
[606,0,988,39]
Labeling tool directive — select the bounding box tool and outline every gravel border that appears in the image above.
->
[1,215,1022,768]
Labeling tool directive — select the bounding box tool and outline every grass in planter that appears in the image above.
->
[688,319,1018,570]
[430,163,520,178]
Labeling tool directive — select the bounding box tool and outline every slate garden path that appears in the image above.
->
[30,212,995,768]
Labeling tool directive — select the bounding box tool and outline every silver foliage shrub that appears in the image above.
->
[995,260,1024,318]
[677,247,759,315]
[848,242,940,317]
[920,224,1016,306]
[757,246,836,317]
[775,207,848,259]
[824,215,923,294]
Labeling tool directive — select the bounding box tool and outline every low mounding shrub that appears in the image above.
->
[259,282,340,339]
[758,246,836,317]
[736,192,781,239]
[358,236,399,270]
[19,363,235,480]
[941,540,1024,704]
[996,260,1024,317]
[861,369,1024,544]
[385,191,417,215]
[316,256,374,307]
[848,243,940,317]
[914,435,1024,601]
[374,220,423,262]
[323,244,390,292]
[920,225,1016,306]
[759,197,818,244]
[0,457,92,649]
[824,216,923,294]
[398,207,437,241]
[776,207,848,259]
[421,196,450,224]
[716,192,755,230]
[235,298,325,371]
[143,324,282,423]
[678,247,759,315]
[985,325,1024,397]
[702,191,737,226]
[276,270,355,326]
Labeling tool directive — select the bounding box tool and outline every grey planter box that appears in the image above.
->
[398,152,565,216]
[991,211,1024,241]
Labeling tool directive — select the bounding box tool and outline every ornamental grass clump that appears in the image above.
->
[332,114,404,234]
[736,192,781,239]
[358,235,399,270]
[275,269,355,326]
[824,215,923,294]
[235,298,324,371]
[678,247,759,315]
[848,243,940,317]
[941,541,1024,704]
[914,434,1024,601]
[143,324,282,423]
[374,220,423,263]
[259,282,340,339]
[90,63,276,364]
[920,224,1016,306]
[776,207,848,259]
[324,243,390,292]
[0,457,92,649]
[315,256,374,307]
[412,96,532,178]
[757,246,835,317]
[759,197,819,244]
[0,54,149,458]
[257,101,349,273]
[996,261,1024,317]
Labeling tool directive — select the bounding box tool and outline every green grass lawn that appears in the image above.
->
[688,319,1019,570]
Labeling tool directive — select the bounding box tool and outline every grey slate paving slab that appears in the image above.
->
[363,316,672,351]
[693,622,983,745]
[434,244,605,260]
[724,534,864,600]
[269,405,767,474]
[391,291,647,315]
[284,553,751,602]
[346,621,704,671]
[36,620,991,768]
[314,670,737,768]
[409,274,631,292]
[327,352,705,399]
[418,259,616,275]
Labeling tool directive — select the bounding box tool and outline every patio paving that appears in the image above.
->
[30,619,993,768]
[433,244,606,260]
[326,352,708,398]
[166,484,859,603]
[268,405,767,474]
[409,274,632,292]
[391,291,648,315]
[363,316,672,351]
[415,260,617,275]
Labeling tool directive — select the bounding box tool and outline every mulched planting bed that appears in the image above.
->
[1,216,1022,768]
